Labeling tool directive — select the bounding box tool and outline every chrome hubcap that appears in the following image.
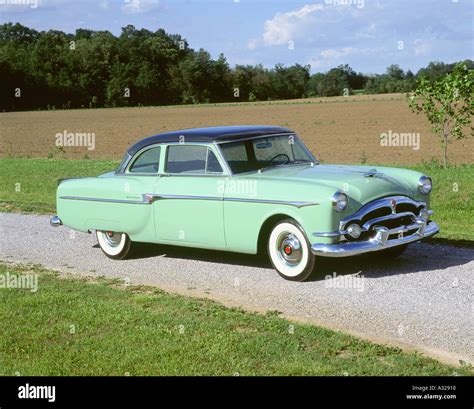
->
[277,233,302,266]
[103,231,122,247]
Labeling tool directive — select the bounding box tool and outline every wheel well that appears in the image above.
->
[257,214,294,255]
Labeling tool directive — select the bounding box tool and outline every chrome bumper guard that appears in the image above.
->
[50,215,62,227]
[311,220,439,257]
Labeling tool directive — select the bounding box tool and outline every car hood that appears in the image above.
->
[254,164,415,203]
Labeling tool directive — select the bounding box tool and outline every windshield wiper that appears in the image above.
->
[258,160,317,173]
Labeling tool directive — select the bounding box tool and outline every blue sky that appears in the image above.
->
[1,0,472,74]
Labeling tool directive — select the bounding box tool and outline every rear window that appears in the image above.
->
[129,146,161,173]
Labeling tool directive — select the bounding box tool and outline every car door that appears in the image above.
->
[153,144,227,248]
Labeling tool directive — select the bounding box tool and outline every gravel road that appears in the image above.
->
[1,212,473,366]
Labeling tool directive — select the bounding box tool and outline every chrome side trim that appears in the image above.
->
[224,197,319,208]
[59,196,149,205]
[148,194,319,208]
[59,194,319,208]
[151,194,221,202]
[312,221,439,257]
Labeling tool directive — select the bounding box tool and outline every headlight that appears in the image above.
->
[332,191,348,212]
[418,176,432,195]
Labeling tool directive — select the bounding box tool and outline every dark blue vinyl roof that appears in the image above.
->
[127,125,292,155]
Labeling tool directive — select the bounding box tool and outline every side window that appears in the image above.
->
[206,150,223,173]
[129,146,161,173]
[167,145,207,174]
[166,145,223,174]
[220,142,248,162]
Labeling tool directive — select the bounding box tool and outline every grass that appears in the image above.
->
[407,162,473,242]
[0,157,472,242]
[0,158,119,214]
[0,263,470,376]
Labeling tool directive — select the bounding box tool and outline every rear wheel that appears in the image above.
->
[96,230,131,260]
[267,219,315,281]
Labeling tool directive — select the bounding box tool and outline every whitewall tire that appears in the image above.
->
[267,219,316,281]
[96,230,132,260]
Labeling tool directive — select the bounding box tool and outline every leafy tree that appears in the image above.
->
[409,63,473,168]
[306,73,325,97]
[316,66,351,97]
[0,22,471,111]
[271,63,310,100]
[386,64,404,80]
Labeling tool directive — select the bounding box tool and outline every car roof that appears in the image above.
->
[127,125,293,155]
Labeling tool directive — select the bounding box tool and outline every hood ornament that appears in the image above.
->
[363,169,383,178]
[390,199,397,214]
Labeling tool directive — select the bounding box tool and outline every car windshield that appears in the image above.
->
[219,134,316,174]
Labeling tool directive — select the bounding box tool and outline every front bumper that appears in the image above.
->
[311,221,439,257]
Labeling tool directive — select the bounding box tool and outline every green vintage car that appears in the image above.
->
[51,125,439,281]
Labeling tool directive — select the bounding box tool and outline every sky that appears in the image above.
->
[0,0,473,74]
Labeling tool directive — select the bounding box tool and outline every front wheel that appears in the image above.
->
[96,230,131,260]
[267,219,316,281]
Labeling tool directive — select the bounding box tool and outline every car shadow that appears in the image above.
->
[126,242,271,268]
[101,240,473,281]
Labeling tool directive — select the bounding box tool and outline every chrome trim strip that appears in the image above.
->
[214,132,293,145]
[151,194,221,202]
[362,211,415,230]
[60,194,319,208]
[313,231,345,238]
[59,196,149,205]
[149,194,319,208]
[312,222,439,257]
[224,197,319,208]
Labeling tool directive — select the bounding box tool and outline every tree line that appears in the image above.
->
[0,22,472,111]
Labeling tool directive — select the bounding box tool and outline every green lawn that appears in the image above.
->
[0,157,472,242]
[0,263,470,376]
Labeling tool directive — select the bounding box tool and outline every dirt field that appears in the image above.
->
[1,93,472,164]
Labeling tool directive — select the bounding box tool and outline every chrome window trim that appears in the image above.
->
[164,143,229,176]
[125,145,163,175]
[214,132,292,145]
[216,133,318,175]
[117,133,317,177]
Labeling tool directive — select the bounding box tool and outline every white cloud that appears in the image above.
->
[320,47,357,59]
[121,0,161,14]
[263,3,324,46]
[308,47,378,70]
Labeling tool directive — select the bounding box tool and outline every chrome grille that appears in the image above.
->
[340,196,428,242]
